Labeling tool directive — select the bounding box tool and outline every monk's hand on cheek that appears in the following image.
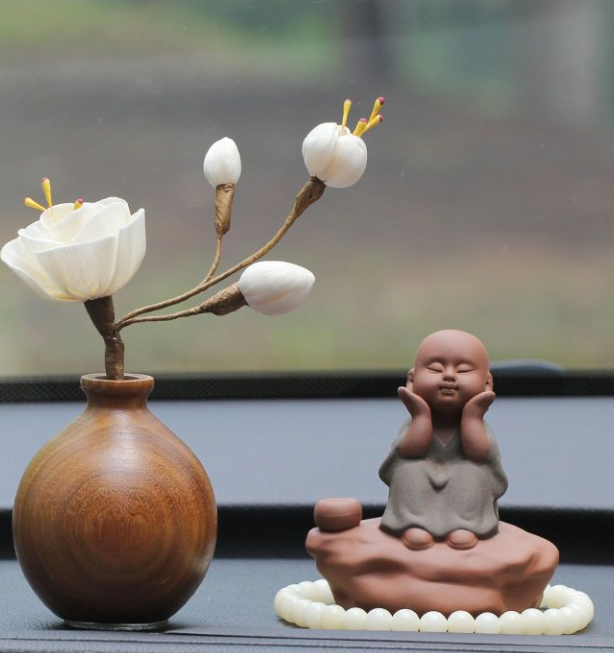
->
[398,387,433,458]
[462,391,496,420]
[460,391,495,462]
[398,386,431,419]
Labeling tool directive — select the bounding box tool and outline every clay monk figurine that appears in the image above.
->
[307,329,558,616]
[379,329,508,551]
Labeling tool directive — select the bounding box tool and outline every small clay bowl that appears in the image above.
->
[314,498,362,532]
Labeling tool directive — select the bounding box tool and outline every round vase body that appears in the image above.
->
[12,374,217,627]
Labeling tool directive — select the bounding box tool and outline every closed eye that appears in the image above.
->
[457,367,474,373]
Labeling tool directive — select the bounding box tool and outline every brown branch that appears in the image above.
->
[118,283,246,330]
[115,177,326,330]
[204,236,223,285]
[84,296,124,379]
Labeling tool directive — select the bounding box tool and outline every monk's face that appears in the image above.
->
[408,330,492,415]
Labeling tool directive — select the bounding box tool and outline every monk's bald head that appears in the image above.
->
[414,330,490,370]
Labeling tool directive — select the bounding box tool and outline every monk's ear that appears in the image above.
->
[407,368,415,391]
[485,372,493,392]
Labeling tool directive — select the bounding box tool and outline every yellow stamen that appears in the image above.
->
[368,96,385,124]
[353,118,368,137]
[341,98,352,130]
[73,198,84,210]
[41,178,53,207]
[362,114,384,135]
[24,197,46,212]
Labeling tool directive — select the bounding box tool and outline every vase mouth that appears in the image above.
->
[80,373,154,397]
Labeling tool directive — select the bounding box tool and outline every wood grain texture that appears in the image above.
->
[12,374,217,625]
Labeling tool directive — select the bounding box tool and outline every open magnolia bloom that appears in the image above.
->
[238,261,315,315]
[1,196,145,302]
[302,97,384,188]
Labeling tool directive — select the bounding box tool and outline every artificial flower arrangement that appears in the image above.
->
[1,98,385,631]
[2,97,384,378]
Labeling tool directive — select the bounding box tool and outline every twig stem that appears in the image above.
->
[84,296,124,379]
[115,177,325,331]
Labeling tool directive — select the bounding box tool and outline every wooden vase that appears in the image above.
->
[12,374,217,630]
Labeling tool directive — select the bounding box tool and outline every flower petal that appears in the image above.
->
[0,238,69,301]
[42,203,98,243]
[321,134,368,188]
[18,229,60,253]
[106,209,146,296]
[302,122,338,177]
[73,200,131,243]
[97,197,130,209]
[33,235,119,301]
[20,221,50,241]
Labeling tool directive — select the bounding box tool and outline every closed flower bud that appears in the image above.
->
[203,137,241,187]
[238,261,315,316]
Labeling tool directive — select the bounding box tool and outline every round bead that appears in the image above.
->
[391,609,420,632]
[522,608,545,635]
[279,594,300,623]
[543,608,566,635]
[314,579,334,605]
[500,611,525,635]
[570,593,595,620]
[321,604,346,630]
[297,581,320,601]
[540,585,552,608]
[304,601,327,630]
[475,612,501,634]
[420,611,447,633]
[365,608,393,631]
[292,598,313,628]
[567,602,591,630]
[274,588,297,617]
[447,610,475,633]
[343,607,367,630]
[560,606,583,634]
[548,585,572,608]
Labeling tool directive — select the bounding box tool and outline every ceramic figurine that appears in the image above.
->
[379,329,507,550]
[307,330,560,617]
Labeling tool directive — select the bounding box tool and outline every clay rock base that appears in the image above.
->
[306,516,558,617]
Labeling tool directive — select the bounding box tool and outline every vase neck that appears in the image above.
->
[80,374,154,410]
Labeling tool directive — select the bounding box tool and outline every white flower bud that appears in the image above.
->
[302,123,367,188]
[203,137,241,187]
[238,261,315,316]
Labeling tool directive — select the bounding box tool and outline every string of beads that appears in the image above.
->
[274,580,594,635]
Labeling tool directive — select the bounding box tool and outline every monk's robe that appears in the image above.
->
[379,419,508,539]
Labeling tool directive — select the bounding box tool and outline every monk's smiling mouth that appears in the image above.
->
[440,385,458,395]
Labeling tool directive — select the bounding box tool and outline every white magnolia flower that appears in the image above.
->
[238,261,315,316]
[1,197,145,302]
[204,137,242,187]
[302,97,384,189]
